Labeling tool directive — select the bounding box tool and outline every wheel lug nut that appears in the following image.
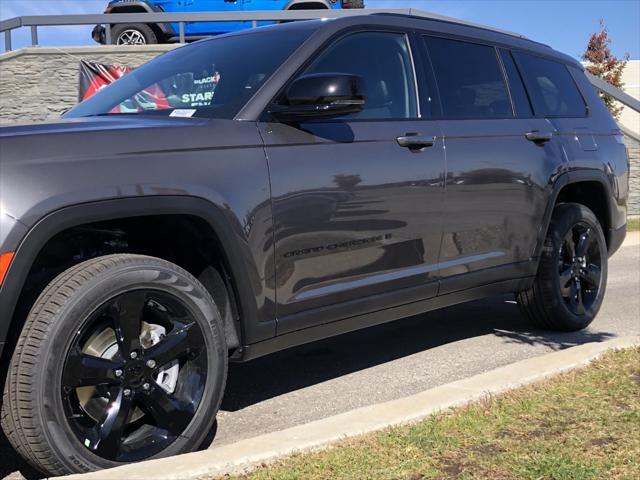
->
[146,360,156,369]
[130,351,138,359]
[114,369,123,378]
[123,388,131,397]
[142,383,150,391]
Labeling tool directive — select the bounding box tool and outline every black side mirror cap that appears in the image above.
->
[270,73,365,122]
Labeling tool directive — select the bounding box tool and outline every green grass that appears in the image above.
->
[628,216,640,232]
[225,348,640,480]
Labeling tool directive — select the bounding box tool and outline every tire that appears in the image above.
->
[516,203,608,331]
[1,255,227,476]
[111,24,158,45]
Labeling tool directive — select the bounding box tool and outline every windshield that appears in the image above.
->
[66,27,313,120]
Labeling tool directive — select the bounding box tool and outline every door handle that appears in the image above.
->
[396,134,436,151]
[525,131,553,144]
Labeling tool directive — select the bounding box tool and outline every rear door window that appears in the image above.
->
[423,36,511,119]
[513,52,587,117]
[499,49,533,117]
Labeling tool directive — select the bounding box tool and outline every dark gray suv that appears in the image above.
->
[0,13,629,476]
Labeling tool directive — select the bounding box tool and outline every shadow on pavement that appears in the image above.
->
[221,294,615,412]
[0,294,615,480]
[492,328,614,349]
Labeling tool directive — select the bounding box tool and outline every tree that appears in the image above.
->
[582,19,629,119]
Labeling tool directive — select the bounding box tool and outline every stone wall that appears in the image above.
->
[0,45,177,125]
[626,135,640,216]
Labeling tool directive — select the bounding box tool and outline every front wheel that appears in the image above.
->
[516,203,608,331]
[1,255,227,476]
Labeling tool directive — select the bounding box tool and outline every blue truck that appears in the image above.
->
[93,0,365,45]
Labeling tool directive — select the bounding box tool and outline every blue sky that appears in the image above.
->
[0,0,638,59]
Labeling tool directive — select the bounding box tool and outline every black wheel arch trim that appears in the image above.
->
[108,1,176,37]
[0,196,274,359]
[286,0,332,9]
[536,169,621,263]
[108,1,159,14]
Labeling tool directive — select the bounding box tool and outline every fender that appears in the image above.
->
[107,1,176,36]
[534,169,619,264]
[0,196,275,359]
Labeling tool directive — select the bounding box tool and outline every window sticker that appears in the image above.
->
[170,109,197,118]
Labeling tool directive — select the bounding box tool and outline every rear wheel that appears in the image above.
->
[112,24,158,45]
[1,255,227,476]
[516,203,608,331]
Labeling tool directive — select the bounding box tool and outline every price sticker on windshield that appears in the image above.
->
[170,109,197,118]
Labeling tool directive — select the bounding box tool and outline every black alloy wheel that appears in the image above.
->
[557,222,603,316]
[516,203,608,331]
[2,255,228,476]
[62,290,207,462]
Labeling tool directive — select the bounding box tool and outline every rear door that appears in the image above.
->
[259,30,446,333]
[419,36,563,293]
[512,51,597,169]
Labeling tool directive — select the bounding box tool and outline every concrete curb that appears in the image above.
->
[623,230,639,246]
[58,335,640,480]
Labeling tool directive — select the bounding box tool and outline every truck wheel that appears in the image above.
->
[516,203,608,331]
[112,24,158,45]
[1,255,227,476]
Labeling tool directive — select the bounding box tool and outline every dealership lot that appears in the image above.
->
[2,237,638,480]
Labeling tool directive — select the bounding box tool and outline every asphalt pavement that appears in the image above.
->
[2,237,638,480]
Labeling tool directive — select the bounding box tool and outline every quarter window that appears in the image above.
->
[424,36,511,119]
[514,52,587,117]
[301,32,418,120]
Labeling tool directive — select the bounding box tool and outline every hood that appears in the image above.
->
[0,115,236,164]
[0,115,209,139]
[0,115,263,227]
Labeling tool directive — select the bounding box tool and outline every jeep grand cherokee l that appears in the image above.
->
[0,13,629,476]
[93,0,365,45]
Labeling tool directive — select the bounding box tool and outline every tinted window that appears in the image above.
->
[499,49,533,117]
[66,27,312,119]
[302,32,418,120]
[514,52,586,117]
[424,36,510,118]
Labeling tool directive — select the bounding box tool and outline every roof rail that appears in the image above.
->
[373,9,552,47]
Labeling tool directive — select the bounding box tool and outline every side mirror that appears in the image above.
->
[270,73,365,121]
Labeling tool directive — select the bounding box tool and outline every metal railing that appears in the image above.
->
[0,8,525,52]
[586,72,640,113]
[0,9,638,133]
[585,72,640,141]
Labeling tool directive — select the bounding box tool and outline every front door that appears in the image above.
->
[259,31,446,333]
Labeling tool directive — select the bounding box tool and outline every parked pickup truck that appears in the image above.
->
[92,0,365,45]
